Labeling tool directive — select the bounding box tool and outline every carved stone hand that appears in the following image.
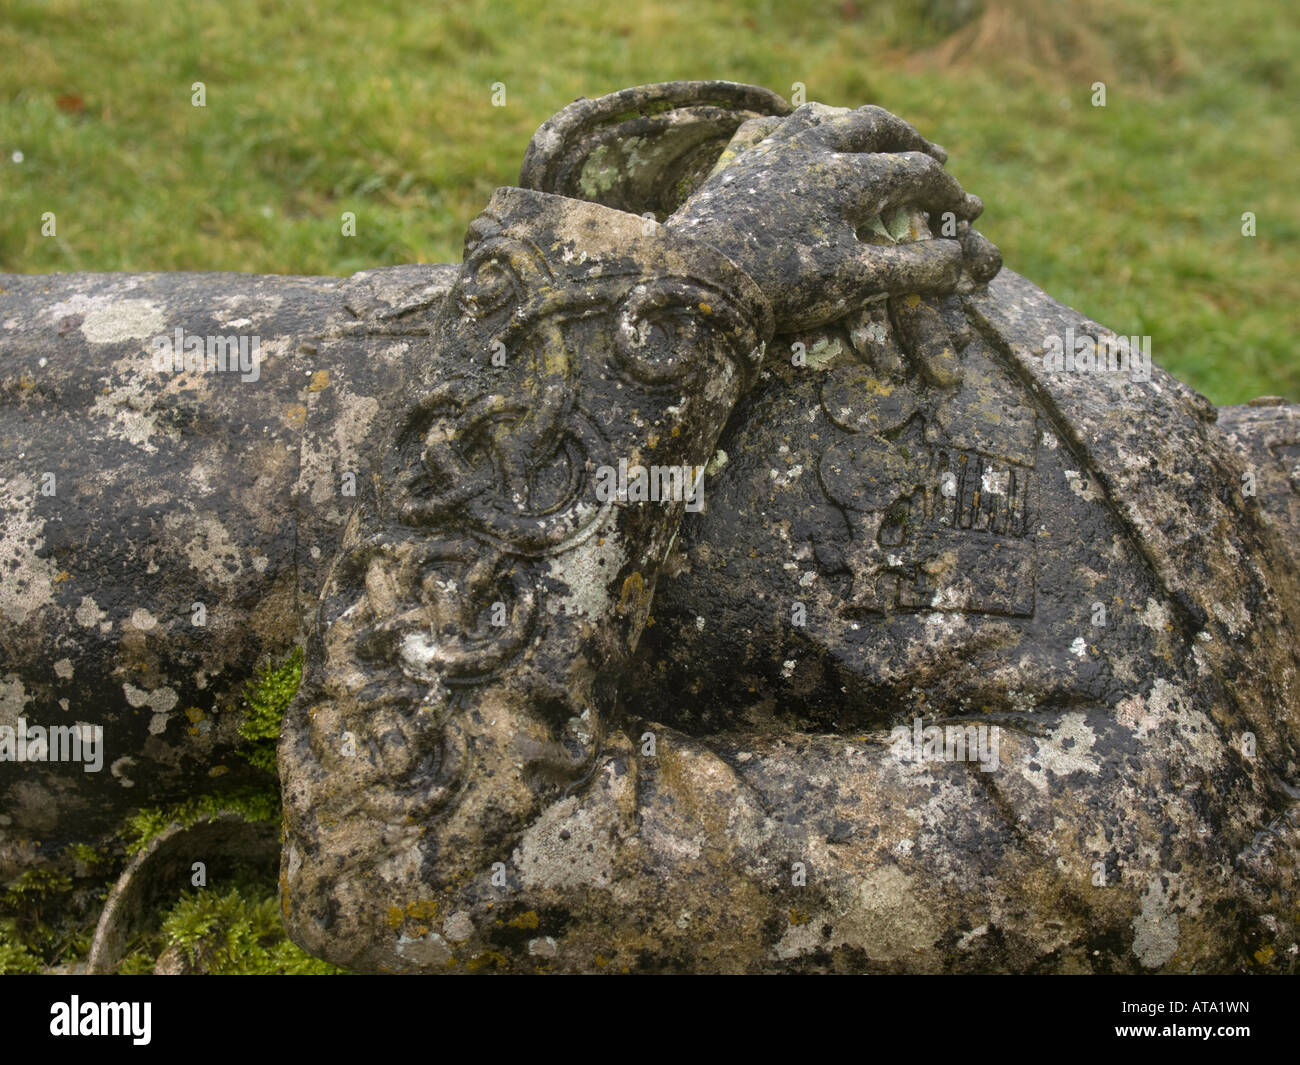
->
[666,103,999,331]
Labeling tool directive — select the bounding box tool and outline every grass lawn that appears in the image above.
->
[1,0,1295,403]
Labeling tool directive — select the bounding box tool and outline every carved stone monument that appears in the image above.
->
[2,82,1298,973]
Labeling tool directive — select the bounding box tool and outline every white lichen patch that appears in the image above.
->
[396,932,452,966]
[166,513,244,585]
[1210,599,1250,638]
[74,596,107,629]
[981,467,1010,495]
[544,524,624,620]
[0,673,32,728]
[123,682,179,735]
[110,756,136,787]
[1116,677,1180,737]
[215,291,283,329]
[1019,712,1100,792]
[43,294,165,345]
[295,383,380,512]
[0,474,60,625]
[90,355,169,453]
[921,610,969,643]
[804,336,843,370]
[1063,469,1102,502]
[528,936,558,958]
[1137,597,1172,634]
[442,911,474,943]
[1131,877,1181,968]
[514,793,618,892]
[776,863,933,962]
[768,464,804,489]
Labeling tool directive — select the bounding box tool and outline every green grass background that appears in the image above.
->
[1,0,1295,404]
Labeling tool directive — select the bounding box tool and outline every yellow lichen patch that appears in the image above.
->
[386,906,405,931]
[307,370,330,392]
[594,954,609,967]
[617,572,645,616]
[283,404,307,428]
[508,910,540,930]
[208,765,228,778]
[466,950,507,971]
[184,706,205,724]
[53,571,72,583]
[1254,944,1275,964]
[789,909,809,926]
[698,303,712,314]
[544,346,568,377]
[405,899,439,920]
[903,294,921,309]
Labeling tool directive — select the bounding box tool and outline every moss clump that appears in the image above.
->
[237,646,303,773]
[116,882,345,975]
[105,646,325,973]
[0,935,43,974]
[0,868,98,973]
[122,788,280,857]
[4,645,319,974]
[67,843,107,868]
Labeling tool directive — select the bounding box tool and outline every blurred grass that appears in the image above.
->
[0,0,1294,403]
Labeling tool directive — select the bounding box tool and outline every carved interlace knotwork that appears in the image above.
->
[339,213,761,693]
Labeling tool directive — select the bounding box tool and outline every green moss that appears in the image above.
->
[116,883,345,975]
[98,648,318,973]
[123,788,281,857]
[68,843,107,868]
[2,867,72,901]
[237,646,303,774]
[0,931,43,974]
[0,868,98,972]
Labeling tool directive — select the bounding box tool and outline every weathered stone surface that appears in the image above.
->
[275,86,1300,972]
[278,185,773,969]
[0,265,457,866]
[3,81,1298,974]
[519,81,792,220]
[625,270,1300,972]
